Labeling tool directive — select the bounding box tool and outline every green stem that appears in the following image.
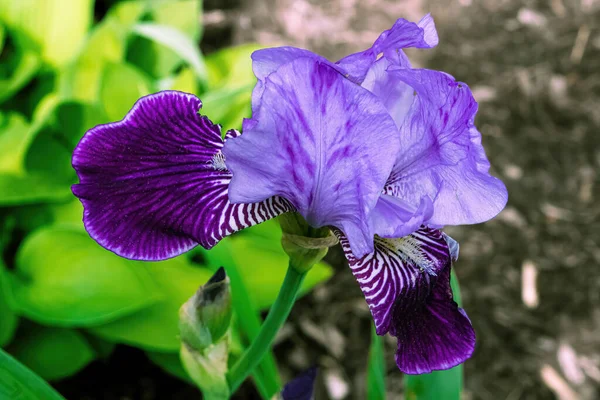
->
[227,263,306,393]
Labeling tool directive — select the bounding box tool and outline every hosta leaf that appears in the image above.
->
[58,1,147,102]
[146,351,192,383]
[7,326,94,381]
[0,174,72,206]
[0,51,41,104]
[99,62,152,121]
[0,0,92,67]
[132,23,207,85]
[88,258,212,351]
[205,43,261,90]
[127,0,201,79]
[0,348,66,400]
[0,112,31,175]
[10,226,163,326]
[0,259,17,348]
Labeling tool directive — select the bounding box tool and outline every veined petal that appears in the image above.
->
[369,194,432,239]
[385,68,508,226]
[336,14,439,84]
[224,58,399,257]
[338,227,474,374]
[72,91,292,261]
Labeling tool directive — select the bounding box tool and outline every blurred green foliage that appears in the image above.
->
[0,0,332,395]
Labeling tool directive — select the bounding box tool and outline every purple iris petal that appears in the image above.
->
[223,57,400,257]
[369,194,432,239]
[337,226,474,374]
[336,14,438,83]
[384,68,508,226]
[281,367,317,400]
[72,91,292,260]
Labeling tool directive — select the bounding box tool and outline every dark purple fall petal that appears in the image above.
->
[223,58,400,258]
[337,226,475,374]
[281,367,317,400]
[385,68,508,227]
[72,91,292,261]
[391,260,475,374]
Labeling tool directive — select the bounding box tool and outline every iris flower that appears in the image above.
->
[72,15,507,374]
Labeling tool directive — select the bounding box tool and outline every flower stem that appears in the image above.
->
[227,263,306,393]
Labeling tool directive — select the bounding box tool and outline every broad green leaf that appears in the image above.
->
[10,226,163,326]
[167,67,197,93]
[0,113,30,175]
[58,1,147,102]
[0,22,4,53]
[199,86,253,132]
[7,326,94,381]
[201,43,261,131]
[367,325,386,400]
[0,51,41,104]
[146,351,193,384]
[89,258,212,351]
[0,174,72,206]
[205,43,261,90]
[100,62,152,121]
[0,0,93,67]
[127,0,201,79]
[0,260,17,348]
[132,23,207,85]
[0,348,66,400]
[53,101,109,148]
[403,270,464,400]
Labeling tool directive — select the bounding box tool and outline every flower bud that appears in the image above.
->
[179,267,232,351]
[179,267,232,399]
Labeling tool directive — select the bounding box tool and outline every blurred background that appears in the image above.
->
[1,0,599,399]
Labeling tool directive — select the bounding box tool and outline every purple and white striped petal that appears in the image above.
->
[338,227,474,374]
[224,58,400,258]
[72,91,292,261]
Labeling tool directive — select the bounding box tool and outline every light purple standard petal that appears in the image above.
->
[336,14,439,84]
[223,58,399,257]
[385,68,508,226]
[369,194,432,239]
[72,91,293,261]
[337,227,474,374]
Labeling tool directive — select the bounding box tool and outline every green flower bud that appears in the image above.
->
[179,267,232,351]
[179,268,232,399]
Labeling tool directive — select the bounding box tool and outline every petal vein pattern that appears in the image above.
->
[224,58,399,257]
[337,226,475,374]
[72,91,293,261]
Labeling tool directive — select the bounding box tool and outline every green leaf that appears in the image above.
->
[0,0,93,67]
[100,62,152,121]
[58,1,147,102]
[367,325,386,400]
[0,348,66,400]
[0,51,41,105]
[0,174,72,206]
[200,43,262,131]
[205,43,260,90]
[146,351,193,383]
[7,325,95,381]
[9,226,163,327]
[0,112,31,175]
[0,259,17,348]
[127,0,201,79]
[403,270,463,400]
[89,258,213,351]
[132,23,207,86]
